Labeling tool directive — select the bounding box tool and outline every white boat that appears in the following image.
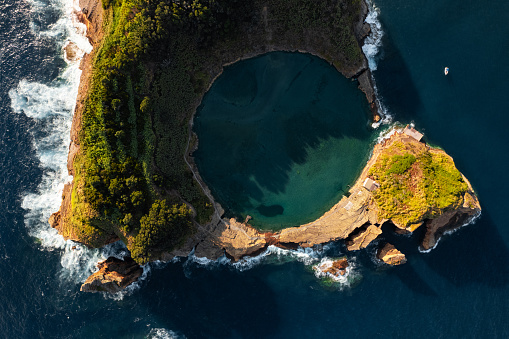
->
[444,67,449,75]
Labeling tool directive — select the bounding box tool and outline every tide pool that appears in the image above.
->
[194,52,376,230]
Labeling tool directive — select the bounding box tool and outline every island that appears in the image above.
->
[50,0,480,293]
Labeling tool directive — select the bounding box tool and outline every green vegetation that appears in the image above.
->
[69,0,366,263]
[368,141,469,228]
[269,0,363,65]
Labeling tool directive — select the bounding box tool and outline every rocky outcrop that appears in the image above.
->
[354,0,371,41]
[357,70,380,122]
[279,187,380,248]
[421,187,481,251]
[80,257,143,293]
[164,129,481,264]
[63,42,80,63]
[313,258,349,281]
[325,258,349,276]
[211,218,267,261]
[346,224,382,251]
[377,243,407,265]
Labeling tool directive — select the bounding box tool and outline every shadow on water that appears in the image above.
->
[422,213,509,288]
[373,28,423,124]
[369,223,438,296]
[141,263,280,339]
[193,52,374,221]
[375,212,509,293]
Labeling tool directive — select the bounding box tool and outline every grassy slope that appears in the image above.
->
[368,139,469,230]
[67,0,366,263]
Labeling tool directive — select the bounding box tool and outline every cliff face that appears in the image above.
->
[49,1,118,247]
[421,188,480,251]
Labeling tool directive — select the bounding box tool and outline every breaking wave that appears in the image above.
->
[362,0,383,71]
[184,245,332,274]
[147,328,187,339]
[8,0,133,288]
[362,0,392,127]
[184,244,360,288]
[312,256,361,289]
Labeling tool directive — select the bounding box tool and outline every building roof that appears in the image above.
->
[403,125,424,142]
[344,201,354,211]
[363,178,380,191]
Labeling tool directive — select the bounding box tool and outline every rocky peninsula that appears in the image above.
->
[167,128,481,261]
[48,0,480,292]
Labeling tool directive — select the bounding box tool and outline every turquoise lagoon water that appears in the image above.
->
[194,52,376,230]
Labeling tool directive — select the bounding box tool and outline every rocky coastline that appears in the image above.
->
[50,0,480,293]
[173,130,481,261]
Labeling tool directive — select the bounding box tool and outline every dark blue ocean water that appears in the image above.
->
[1,0,509,338]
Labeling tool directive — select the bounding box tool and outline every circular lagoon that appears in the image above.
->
[194,52,376,231]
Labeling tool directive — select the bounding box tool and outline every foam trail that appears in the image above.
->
[361,0,393,127]
[184,244,340,275]
[147,328,187,339]
[362,0,383,71]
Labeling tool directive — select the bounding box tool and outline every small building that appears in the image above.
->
[403,125,424,142]
[344,201,353,211]
[363,178,380,191]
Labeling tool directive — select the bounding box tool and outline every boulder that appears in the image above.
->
[346,224,382,251]
[377,243,407,265]
[80,257,143,293]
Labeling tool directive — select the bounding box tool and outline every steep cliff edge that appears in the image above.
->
[49,0,119,247]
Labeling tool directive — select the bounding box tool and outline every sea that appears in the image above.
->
[1,0,508,337]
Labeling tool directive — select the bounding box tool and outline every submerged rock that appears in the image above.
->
[377,243,407,265]
[80,257,143,293]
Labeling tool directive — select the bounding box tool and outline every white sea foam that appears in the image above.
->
[147,328,186,339]
[374,123,404,144]
[9,0,134,288]
[184,244,336,274]
[362,0,383,72]
[312,256,360,289]
[361,0,393,126]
